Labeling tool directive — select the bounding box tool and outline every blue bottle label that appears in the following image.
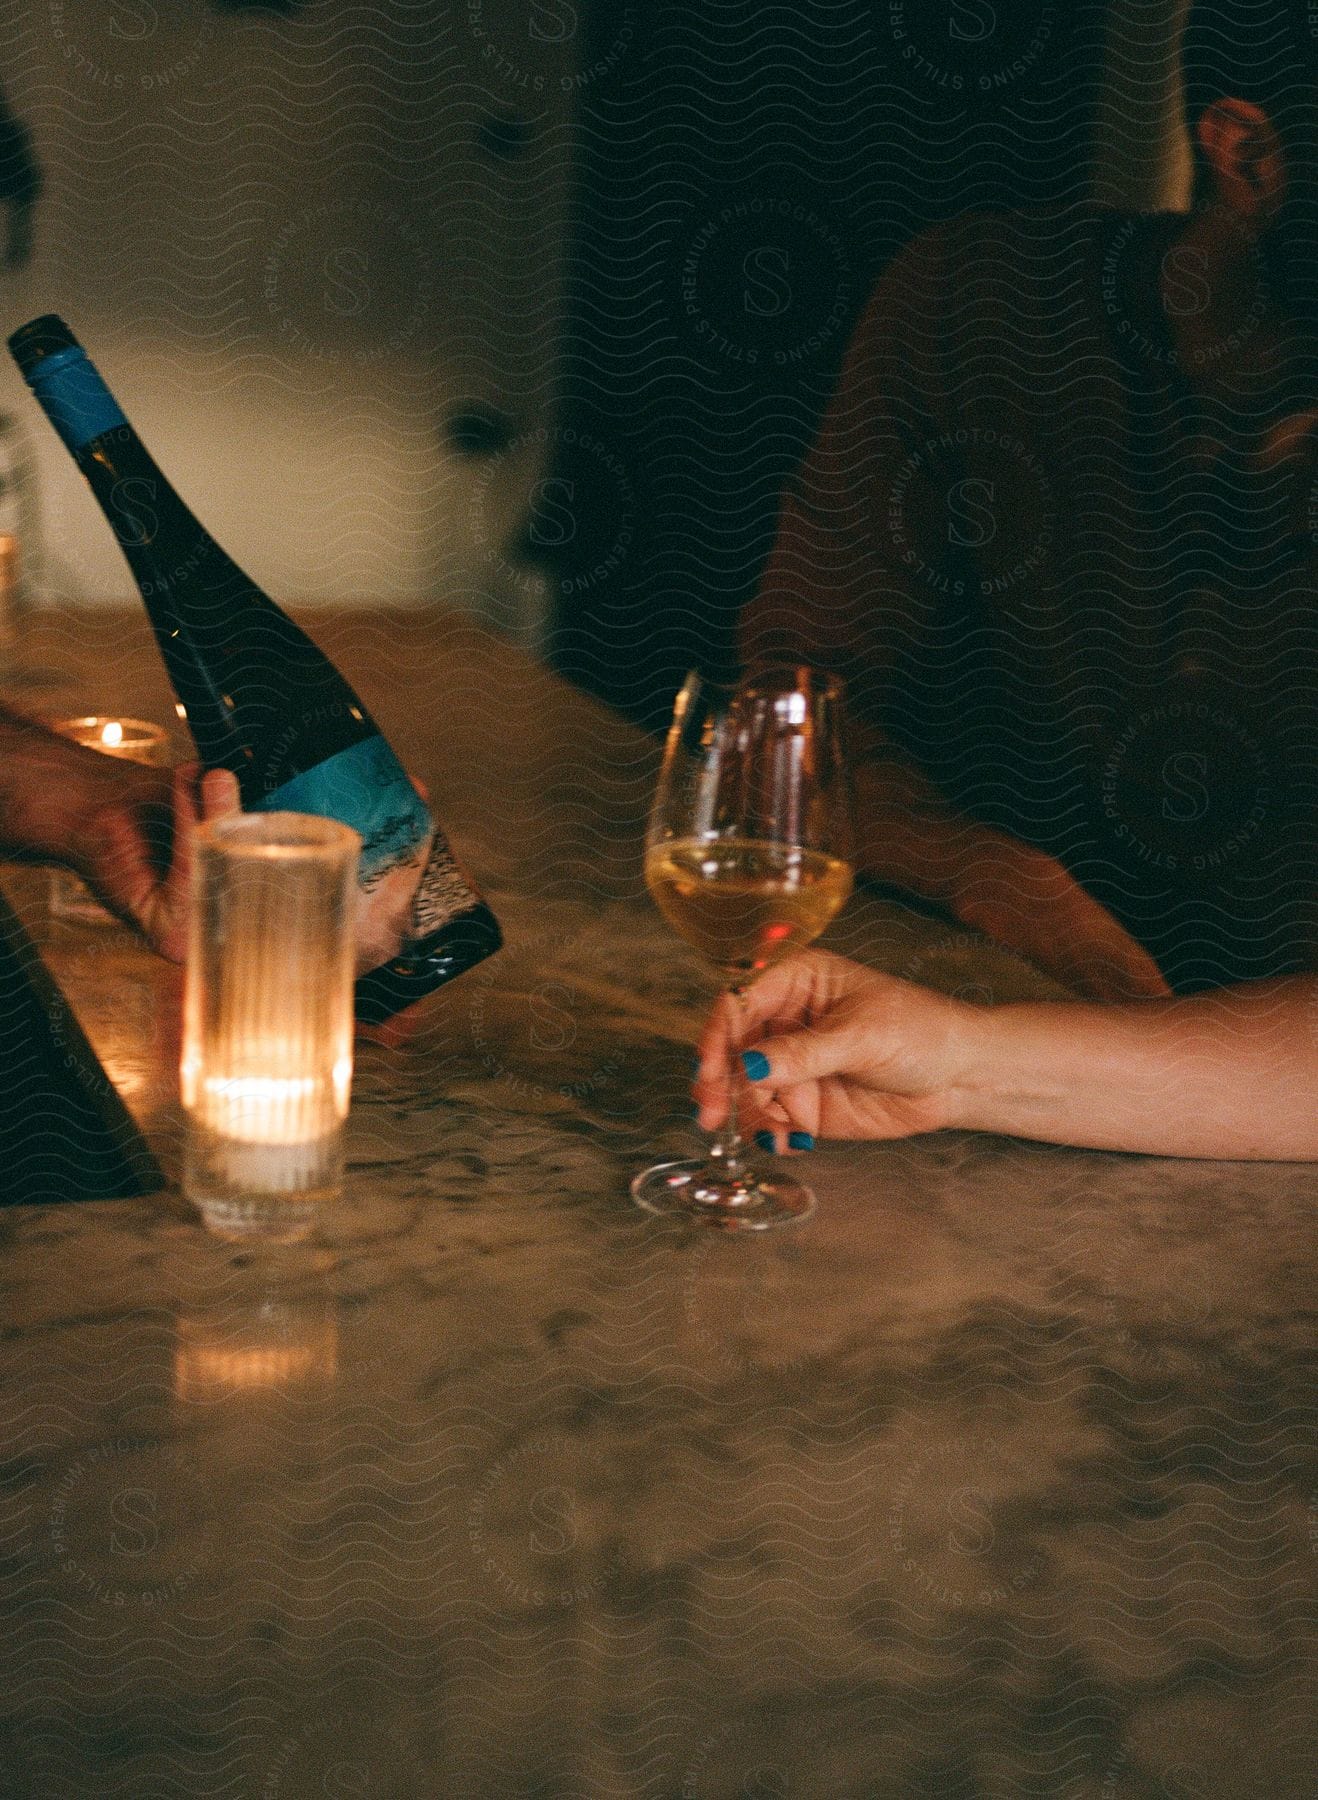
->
[27,346,128,455]
[257,734,431,884]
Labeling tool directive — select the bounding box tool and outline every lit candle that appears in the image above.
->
[52,714,167,761]
[182,813,360,1239]
[183,1064,353,1195]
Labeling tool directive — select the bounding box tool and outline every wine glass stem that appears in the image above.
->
[708,984,748,1185]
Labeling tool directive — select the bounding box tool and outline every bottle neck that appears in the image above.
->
[24,343,129,457]
[20,336,380,796]
[24,341,225,613]
[79,427,222,602]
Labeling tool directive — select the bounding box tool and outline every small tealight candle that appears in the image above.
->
[54,714,167,759]
[48,715,169,925]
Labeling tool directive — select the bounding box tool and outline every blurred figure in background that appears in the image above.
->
[742,0,1318,1000]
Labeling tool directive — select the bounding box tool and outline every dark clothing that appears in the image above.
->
[745,207,1318,989]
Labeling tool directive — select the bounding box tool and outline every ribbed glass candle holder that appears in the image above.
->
[181,813,360,1240]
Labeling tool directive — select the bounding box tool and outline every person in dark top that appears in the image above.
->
[742,0,1318,999]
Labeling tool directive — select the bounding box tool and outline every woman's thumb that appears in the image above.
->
[740,1018,854,1091]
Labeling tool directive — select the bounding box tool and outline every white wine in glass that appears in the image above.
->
[633,669,854,1229]
[647,839,853,986]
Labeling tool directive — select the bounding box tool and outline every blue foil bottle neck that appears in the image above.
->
[25,344,128,456]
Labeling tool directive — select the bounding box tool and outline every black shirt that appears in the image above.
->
[745,207,1318,989]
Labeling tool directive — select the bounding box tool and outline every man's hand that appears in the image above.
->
[847,754,1171,1002]
[949,834,1172,1001]
[0,705,243,959]
[72,759,241,961]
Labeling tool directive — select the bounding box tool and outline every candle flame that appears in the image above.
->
[201,1073,321,1144]
[100,720,124,748]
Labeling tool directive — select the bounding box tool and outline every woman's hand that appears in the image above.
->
[694,949,1318,1162]
[693,950,976,1148]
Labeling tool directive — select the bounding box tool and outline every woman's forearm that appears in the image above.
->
[951,978,1318,1160]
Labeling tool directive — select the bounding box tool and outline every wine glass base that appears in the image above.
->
[631,1158,816,1231]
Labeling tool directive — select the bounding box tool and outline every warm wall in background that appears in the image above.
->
[0,0,575,629]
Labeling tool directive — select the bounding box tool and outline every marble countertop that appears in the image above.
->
[0,612,1314,1797]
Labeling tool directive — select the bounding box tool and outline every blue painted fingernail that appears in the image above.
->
[741,1050,771,1082]
[690,1053,702,1074]
[788,1132,815,1152]
[754,1131,777,1154]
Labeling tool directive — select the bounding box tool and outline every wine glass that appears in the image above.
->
[633,668,854,1229]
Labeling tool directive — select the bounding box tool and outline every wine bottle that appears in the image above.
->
[8,314,500,1023]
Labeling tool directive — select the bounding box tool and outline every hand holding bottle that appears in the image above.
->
[18,705,438,981]
[8,314,500,1022]
[0,704,239,960]
[70,741,431,976]
[76,760,240,962]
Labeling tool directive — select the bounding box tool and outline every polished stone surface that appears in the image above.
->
[0,612,1315,1796]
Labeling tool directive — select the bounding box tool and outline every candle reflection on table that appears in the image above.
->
[173,1311,338,1402]
[173,1250,339,1405]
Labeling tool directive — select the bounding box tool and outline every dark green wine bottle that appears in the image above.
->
[9,313,500,1023]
